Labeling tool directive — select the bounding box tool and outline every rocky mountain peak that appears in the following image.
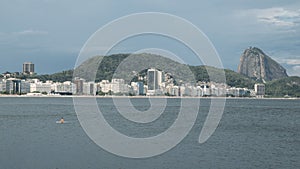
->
[237,47,288,82]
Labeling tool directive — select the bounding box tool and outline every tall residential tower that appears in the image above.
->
[147,68,163,95]
[23,62,35,75]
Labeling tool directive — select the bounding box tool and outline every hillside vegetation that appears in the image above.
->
[265,76,300,97]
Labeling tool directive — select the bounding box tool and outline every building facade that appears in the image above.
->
[254,83,265,97]
[23,62,35,75]
[147,68,163,95]
[6,79,21,94]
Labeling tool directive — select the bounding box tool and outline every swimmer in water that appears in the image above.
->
[60,117,64,124]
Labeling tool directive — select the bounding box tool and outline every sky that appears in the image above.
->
[0,0,299,76]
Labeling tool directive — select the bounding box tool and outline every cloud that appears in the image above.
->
[290,65,300,76]
[276,58,300,65]
[257,8,300,26]
[13,30,48,35]
[273,57,300,76]
[242,7,300,27]
[0,30,48,45]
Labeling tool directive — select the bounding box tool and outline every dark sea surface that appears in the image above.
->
[0,97,299,169]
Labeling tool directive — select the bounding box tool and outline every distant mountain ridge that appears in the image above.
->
[73,53,255,88]
[238,47,288,82]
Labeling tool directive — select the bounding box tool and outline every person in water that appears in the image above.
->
[60,117,64,124]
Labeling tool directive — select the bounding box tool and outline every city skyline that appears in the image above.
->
[0,68,258,98]
[0,1,299,76]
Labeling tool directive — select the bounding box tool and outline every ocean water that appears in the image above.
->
[0,97,299,169]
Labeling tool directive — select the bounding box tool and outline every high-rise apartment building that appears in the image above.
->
[73,77,85,95]
[23,62,35,75]
[6,79,21,94]
[254,83,265,97]
[147,68,163,95]
[147,68,158,91]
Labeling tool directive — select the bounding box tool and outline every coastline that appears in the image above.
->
[0,94,299,100]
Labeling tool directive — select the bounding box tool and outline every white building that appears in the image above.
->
[83,82,96,95]
[99,80,111,93]
[130,82,139,95]
[30,82,52,94]
[111,78,128,94]
[202,84,211,96]
[0,80,5,92]
[21,80,30,93]
[254,84,265,97]
[52,81,74,93]
[196,86,203,97]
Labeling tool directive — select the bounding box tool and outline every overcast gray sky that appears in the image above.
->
[0,0,299,76]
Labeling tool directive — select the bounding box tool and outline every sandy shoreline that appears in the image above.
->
[0,94,299,100]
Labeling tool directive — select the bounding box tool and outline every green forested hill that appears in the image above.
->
[189,66,255,89]
[265,76,300,97]
[24,70,74,82]
[73,53,255,87]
